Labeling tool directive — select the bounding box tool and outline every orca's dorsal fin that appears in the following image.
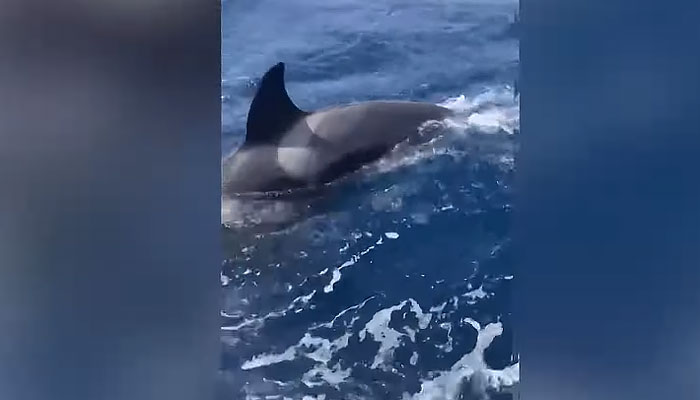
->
[245,62,307,145]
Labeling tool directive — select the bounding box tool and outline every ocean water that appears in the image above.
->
[221,1,519,399]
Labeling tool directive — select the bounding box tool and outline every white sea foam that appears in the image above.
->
[463,285,490,304]
[221,195,304,228]
[220,272,230,286]
[301,396,327,400]
[241,331,353,388]
[323,234,387,293]
[239,296,518,397]
[302,362,352,388]
[324,267,345,293]
[402,320,519,400]
[437,322,454,353]
[310,295,377,330]
[221,290,316,332]
[440,86,520,136]
[365,86,518,181]
[241,347,297,370]
[359,299,432,370]
[323,258,355,293]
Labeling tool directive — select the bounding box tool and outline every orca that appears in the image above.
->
[222,62,453,198]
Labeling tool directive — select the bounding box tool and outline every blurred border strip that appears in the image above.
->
[0,1,221,400]
[517,0,700,398]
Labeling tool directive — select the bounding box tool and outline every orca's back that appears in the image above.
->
[307,101,450,150]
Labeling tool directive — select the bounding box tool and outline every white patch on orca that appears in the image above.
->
[276,146,324,179]
[275,117,345,180]
[276,117,324,179]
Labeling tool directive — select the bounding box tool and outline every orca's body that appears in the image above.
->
[222,62,452,197]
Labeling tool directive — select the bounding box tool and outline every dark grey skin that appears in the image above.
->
[222,62,453,197]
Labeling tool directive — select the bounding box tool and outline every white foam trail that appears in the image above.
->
[301,396,327,400]
[220,272,230,286]
[372,139,466,175]
[310,295,377,330]
[239,297,518,397]
[241,347,297,370]
[221,290,316,332]
[429,302,448,314]
[241,332,353,388]
[302,362,352,388]
[439,87,520,135]
[365,86,518,181]
[323,259,355,293]
[323,234,386,293]
[437,322,454,353]
[221,194,311,229]
[324,267,345,293]
[359,302,407,369]
[359,299,432,370]
[402,320,519,400]
[463,285,489,304]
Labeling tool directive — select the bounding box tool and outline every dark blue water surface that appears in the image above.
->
[221,1,519,398]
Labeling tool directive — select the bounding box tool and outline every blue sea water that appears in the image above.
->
[221,1,519,399]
